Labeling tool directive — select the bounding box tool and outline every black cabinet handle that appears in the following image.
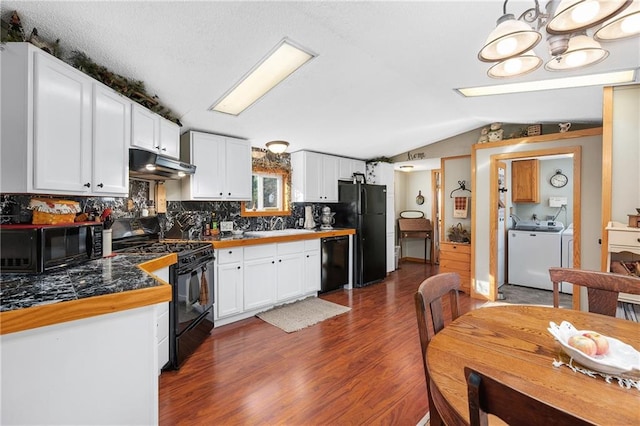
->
[220,192,223,196]
[228,192,231,196]
[237,266,240,270]
[272,261,275,264]
[228,251,233,254]
[84,182,91,188]
[97,183,104,188]
[161,147,167,151]
[279,259,282,262]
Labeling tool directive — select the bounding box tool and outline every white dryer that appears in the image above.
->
[560,224,574,294]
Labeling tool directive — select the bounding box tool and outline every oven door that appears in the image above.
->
[175,258,215,335]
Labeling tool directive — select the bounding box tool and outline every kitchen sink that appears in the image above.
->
[244,229,316,238]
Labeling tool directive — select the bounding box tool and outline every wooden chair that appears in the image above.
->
[549,267,640,317]
[414,272,461,426]
[465,367,592,426]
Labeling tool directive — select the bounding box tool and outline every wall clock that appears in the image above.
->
[550,170,568,188]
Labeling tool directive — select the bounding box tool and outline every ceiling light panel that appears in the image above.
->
[456,69,637,96]
[211,39,316,115]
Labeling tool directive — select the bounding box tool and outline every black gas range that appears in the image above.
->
[112,217,215,370]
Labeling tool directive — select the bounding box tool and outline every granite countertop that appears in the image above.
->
[0,254,174,335]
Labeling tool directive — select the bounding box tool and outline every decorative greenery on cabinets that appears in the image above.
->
[366,156,392,184]
[0,11,181,125]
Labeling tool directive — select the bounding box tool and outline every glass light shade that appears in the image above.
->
[547,0,633,34]
[594,1,640,40]
[266,140,290,154]
[488,51,543,78]
[544,35,609,70]
[478,14,542,62]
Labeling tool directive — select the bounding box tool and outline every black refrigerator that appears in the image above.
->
[333,181,387,287]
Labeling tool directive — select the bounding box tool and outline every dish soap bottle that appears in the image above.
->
[210,213,219,235]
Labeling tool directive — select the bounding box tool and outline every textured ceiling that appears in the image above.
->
[2,1,639,160]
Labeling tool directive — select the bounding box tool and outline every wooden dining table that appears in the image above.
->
[426,304,640,425]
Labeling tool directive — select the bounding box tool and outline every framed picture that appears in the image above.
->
[527,124,541,136]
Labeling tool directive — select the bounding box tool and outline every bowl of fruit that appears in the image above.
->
[548,321,640,375]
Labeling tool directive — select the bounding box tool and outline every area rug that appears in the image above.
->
[256,297,351,333]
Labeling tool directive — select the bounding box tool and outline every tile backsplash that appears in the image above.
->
[1,181,331,237]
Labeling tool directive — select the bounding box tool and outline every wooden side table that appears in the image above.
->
[398,218,433,264]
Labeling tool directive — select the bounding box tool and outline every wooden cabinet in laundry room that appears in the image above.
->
[511,159,540,203]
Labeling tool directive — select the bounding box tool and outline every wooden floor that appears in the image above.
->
[159,262,486,425]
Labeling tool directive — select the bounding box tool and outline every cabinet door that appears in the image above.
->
[93,85,130,195]
[512,159,539,203]
[217,262,243,318]
[33,52,92,193]
[131,103,158,152]
[224,137,252,200]
[159,119,180,159]
[305,152,324,202]
[277,253,304,301]
[303,250,321,293]
[191,132,225,199]
[244,257,277,310]
[322,155,339,202]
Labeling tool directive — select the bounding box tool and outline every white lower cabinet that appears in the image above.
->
[276,242,305,301]
[243,245,277,311]
[303,240,321,293]
[215,239,324,326]
[216,248,244,319]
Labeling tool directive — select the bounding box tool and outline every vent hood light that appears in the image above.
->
[210,38,316,116]
[456,69,637,97]
[129,149,196,180]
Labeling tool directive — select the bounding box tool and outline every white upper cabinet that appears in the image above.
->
[339,157,366,181]
[291,151,340,202]
[131,103,180,159]
[0,43,128,196]
[92,85,130,195]
[180,131,251,200]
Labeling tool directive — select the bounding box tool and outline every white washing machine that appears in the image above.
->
[561,224,574,294]
[508,222,563,291]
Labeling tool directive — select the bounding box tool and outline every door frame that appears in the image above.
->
[485,146,582,309]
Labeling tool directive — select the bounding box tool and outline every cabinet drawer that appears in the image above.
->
[440,242,471,254]
[304,239,321,251]
[217,248,243,264]
[278,241,305,256]
[609,230,640,248]
[439,251,470,263]
[439,259,470,273]
[244,244,276,260]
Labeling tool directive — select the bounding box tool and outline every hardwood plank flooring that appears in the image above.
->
[159,262,486,425]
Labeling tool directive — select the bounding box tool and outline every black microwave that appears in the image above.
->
[0,222,103,273]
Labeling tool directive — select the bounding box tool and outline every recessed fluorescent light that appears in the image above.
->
[456,69,637,97]
[210,38,316,115]
[399,165,414,170]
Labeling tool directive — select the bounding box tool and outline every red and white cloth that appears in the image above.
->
[453,197,468,218]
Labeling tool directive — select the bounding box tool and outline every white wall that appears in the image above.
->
[443,157,472,238]
[474,134,603,297]
[511,157,573,227]
[611,85,640,221]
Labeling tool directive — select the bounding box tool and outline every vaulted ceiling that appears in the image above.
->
[2,1,638,160]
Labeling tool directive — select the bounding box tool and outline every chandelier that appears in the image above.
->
[478,0,640,78]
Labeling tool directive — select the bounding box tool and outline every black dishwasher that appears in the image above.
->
[321,236,349,293]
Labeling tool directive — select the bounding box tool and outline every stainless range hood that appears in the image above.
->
[129,148,196,180]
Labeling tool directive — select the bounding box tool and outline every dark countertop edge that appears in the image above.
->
[0,254,176,336]
[206,228,356,249]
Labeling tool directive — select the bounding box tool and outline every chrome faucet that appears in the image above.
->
[270,216,284,231]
